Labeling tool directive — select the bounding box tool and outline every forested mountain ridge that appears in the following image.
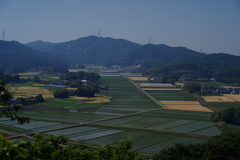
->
[142,53,240,83]
[118,44,206,66]
[26,36,206,67]
[26,40,56,51]
[0,40,68,73]
[26,36,141,66]
[3,35,240,82]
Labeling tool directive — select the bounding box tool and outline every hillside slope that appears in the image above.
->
[0,40,67,73]
[26,36,141,65]
[119,44,206,66]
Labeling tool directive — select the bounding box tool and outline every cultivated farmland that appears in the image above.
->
[1,73,221,155]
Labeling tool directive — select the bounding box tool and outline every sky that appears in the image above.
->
[0,0,240,55]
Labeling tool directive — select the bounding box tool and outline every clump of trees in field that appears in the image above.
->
[59,71,100,97]
[210,107,240,125]
[17,94,44,105]
[183,82,201,93]
[53,89,70,98]
[60,71,100,83]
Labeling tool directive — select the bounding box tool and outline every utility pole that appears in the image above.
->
[98,30,101,37]
[148,37,151,44]
[2,29,5,40]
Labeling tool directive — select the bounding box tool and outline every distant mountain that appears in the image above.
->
[0,40,67,73]
[142,53,240,83]
[26,36,141,66]
[118,44,206,66]
[26,40,56,51]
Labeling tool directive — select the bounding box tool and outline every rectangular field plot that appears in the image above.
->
[83,130,150,146]
[166,121,214,133]
[140,109,210,121]
[206,102,240,111]
[160,101,213,112]
[94,108,135,115]
[0,119,19,125]
[138,137,206,154]
[12,120,62,130]
[146,90,196,101]
[146,120,194,130]
[202,95,237,102]
[21,109,113,122]
[39,101,76,107]
[132,132,180,150]
[44,126,100,136]
[69,129,123,141]
[118,117,175,128]
[95,116,148,125]
[103,107,158,112]
[100,76,137,90]
[193,126,221,136]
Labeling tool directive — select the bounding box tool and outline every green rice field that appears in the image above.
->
[1,74,223,155]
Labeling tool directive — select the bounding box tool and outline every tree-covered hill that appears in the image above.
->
[26,40,56,51]
[27,37,206,67]
[118,44,206,66]
[26,36,141,66]
[0,40,68,73]
[142,53,240,83]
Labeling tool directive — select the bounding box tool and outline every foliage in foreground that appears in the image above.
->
[0,79,29,124]
[153,132,240,160]
[1,132,240,160]
[0,134,141,160]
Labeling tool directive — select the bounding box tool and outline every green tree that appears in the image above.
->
[53,89,69,98]
[96,137,141,160]
[0,79,29,124]
[0,134,29,160]
[183,82,201,93]
[75,86,95,97]
[153,132,240,160]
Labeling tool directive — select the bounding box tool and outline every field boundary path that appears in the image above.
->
[8,107,162,139]
[129,80,166,108]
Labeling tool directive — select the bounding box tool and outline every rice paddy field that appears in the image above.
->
[1,74,223,155]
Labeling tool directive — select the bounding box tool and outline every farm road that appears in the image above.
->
[129,80,166,108]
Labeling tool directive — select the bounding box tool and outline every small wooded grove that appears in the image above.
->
[60,71,100,84]
[210,107,240,125]
[1,132,240,160]
[54,71,100,98]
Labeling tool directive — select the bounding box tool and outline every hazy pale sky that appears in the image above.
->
[0,0,240,55]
